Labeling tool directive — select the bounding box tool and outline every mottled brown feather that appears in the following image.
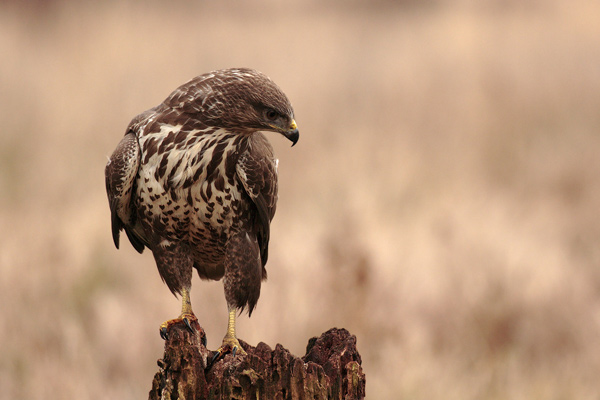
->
[236,133,278,269]
[105,131,146,253]
[105,68,297,314]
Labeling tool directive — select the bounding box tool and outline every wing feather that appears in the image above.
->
[235,133,278,266]
[105,131,145,253]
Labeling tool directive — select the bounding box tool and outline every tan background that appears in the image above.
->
[1,1,599,398]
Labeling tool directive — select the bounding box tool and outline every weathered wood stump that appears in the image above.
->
[149,322,365,400]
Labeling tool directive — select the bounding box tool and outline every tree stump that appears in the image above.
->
[149,322,366,400]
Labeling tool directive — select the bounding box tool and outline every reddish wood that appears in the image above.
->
[149,324,365,400]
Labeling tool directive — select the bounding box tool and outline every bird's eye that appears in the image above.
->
[265,109,278,120]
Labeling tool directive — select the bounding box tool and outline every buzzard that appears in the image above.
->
[105,68,298,357]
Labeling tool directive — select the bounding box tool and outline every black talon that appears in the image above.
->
[183,317,194,333]
[211,350,222,364]
[207,350,222,369]
[160,327,168,340]
[232,346,237,357]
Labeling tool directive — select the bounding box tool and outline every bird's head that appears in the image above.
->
[168,68,299,146]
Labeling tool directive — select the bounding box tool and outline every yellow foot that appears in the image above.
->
[211,336,247,364]
[159,313,200,341]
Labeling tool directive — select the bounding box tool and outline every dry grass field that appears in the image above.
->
[1,0,599,398]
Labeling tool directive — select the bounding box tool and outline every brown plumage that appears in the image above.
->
[105,68,298,356]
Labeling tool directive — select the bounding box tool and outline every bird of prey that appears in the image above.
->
[105,68,298,357]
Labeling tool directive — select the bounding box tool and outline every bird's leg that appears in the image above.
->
[211,306,247,362]
[222,306,246,355]
[180,287,194,319]
[178,287,197,332]
[159,287,200,340]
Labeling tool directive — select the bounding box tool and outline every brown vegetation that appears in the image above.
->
[1,1,599,399]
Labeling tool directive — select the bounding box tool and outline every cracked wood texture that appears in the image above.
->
[149,325,365,400]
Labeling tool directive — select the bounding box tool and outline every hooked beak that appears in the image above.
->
[267,119,299,146]
[282,119,299,147]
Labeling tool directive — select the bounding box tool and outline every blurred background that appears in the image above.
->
[1,0,599,398]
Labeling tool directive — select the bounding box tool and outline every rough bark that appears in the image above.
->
[149,321,365,400]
